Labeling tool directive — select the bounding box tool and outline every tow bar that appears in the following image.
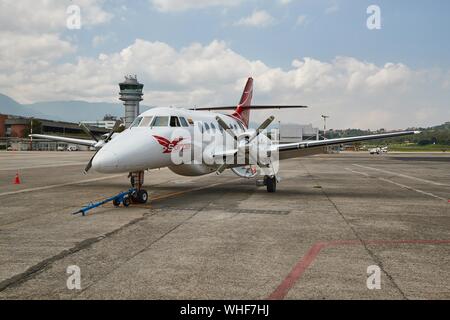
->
[73,188,137,216]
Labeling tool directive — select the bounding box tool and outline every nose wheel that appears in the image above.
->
[129,171,149,204]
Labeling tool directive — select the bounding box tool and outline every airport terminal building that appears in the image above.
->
[0,114,108,151]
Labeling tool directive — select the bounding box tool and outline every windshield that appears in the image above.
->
[139,116,153,127]
[130,117,142,128]
[151,116,169,127]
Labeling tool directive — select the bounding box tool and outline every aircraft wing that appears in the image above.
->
[29,134,97,147]
[277,130,420,160]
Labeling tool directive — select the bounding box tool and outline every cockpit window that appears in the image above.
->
[179,117,189,127]
[170,116,181,127]
[151,116,169,127]
[130,117,142,128]
[139,116,153,127]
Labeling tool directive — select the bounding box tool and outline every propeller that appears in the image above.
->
[80,120,123,174]
[214,116,275,175]
[79,123,99,142]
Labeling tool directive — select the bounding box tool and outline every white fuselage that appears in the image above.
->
[91,107,247,176]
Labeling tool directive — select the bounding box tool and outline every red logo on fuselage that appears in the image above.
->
[153,135,184,154]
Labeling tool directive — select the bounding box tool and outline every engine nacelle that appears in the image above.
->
[231,166,258,178]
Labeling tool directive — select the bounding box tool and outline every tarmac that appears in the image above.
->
[0,151,448,299]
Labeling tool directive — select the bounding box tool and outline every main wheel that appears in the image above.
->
[266,176,277,193]
[137,190,148,204]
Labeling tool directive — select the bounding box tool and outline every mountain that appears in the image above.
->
[0,93,152,122]
[0,93,47,118]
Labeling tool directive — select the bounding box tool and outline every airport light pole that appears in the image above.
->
[321,115,329,139]
[30,118,33,151]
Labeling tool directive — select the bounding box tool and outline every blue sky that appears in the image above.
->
[0,0,449,129]
[68,0,450,69]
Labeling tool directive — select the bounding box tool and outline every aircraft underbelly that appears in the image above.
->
[168,164,216,176]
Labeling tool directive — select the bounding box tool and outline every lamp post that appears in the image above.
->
[321,115,329,139]
[30,118,33,151]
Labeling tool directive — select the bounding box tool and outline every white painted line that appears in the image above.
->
[353,164,448,186]
[0,174,125,198]
[345,168,370,177]
[0,162,87,171]
[345,168,448,202]
[378,178,448,202]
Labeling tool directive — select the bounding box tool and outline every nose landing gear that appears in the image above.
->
[128,171,148,204]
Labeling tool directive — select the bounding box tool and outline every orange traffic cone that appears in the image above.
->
[13,171,21,185]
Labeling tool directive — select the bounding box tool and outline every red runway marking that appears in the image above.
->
[268,239,450,300]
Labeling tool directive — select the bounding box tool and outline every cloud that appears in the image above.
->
[150,0,243,12]
[296,15,308,26]
[234,10,276,28]
[1,38,449,129]
[92,34,117,47]
[0,0,113,32]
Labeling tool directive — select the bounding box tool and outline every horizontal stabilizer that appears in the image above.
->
[190,105,308,111]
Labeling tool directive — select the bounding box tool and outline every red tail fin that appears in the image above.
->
[232,77,253,127]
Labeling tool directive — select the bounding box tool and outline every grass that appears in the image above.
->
[365,144,449,152]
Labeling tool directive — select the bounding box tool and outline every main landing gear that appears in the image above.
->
[256,175,279,193]
[128,171,148,204]
[264,175,277,193]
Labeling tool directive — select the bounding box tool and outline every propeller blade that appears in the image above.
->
[256,116,275,132]
[84,150,99,174]
[216,116,237,141]
[79,123,99,142]
[215,163,228,175]
[104,120,122,143]
[248,116,275,144]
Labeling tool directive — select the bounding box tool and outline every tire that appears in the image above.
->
[266,176,277,193]
[113,198,121,207]
[138,190,148,204]
[130,191,139,204]
[123,196,131,207]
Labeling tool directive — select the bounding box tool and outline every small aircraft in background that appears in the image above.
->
[31,77,419,203]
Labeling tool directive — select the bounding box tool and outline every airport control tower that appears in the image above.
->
[119,75,144,128]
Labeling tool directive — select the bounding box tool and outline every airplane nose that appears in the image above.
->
[92,150,119,173]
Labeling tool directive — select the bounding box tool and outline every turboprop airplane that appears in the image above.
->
[30,77,419,204]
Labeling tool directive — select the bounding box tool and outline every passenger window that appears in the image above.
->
[179,117,189,127]
[139,116,153,127]
[237,122,245,130]
[130,117,142,128]
[204,123,210,131]
[210,123,216,132]
[170,116,181,127]
[151,116,169,127]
